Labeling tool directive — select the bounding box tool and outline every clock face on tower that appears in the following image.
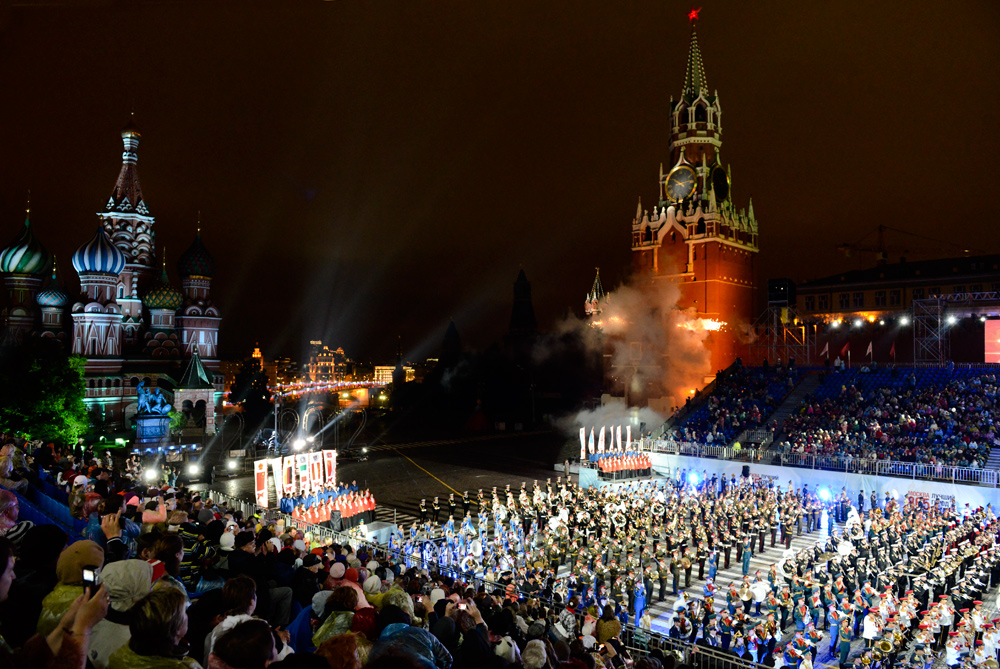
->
[665,165,697,202]
[711,164,730,202]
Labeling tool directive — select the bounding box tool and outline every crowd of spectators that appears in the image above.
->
[667,361,800,445]
[777,367,999,467]
[0,434,673,669]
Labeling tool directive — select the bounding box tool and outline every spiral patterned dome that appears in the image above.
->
[72,225,126,276]
[36,261,68,308]
[143,267,183,310]
[0,216,49,276]
[177,232,214,279]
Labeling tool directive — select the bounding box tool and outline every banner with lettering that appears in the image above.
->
[580,428,586,460]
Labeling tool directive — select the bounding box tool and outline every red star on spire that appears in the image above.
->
[688,6,702,22]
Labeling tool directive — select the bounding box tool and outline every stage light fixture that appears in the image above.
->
[144,468,158,481]
[227,460,237,470]
[188,464,201,476]
[817,487,831,501]
[293,438,306,451]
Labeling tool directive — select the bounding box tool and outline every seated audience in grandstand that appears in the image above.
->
[668,361,798,444]
[779,370,998,465]
[107,587,194,669]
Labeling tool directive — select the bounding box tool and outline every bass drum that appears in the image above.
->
[470,539,483,557]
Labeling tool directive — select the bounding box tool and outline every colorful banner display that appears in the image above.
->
[282,457,295,496]
[296,454,310,493]
[323,450,337,485]
[580,428,586,460]
[254,461,268,507]
[252,450,340,503]
[308,452,323,492]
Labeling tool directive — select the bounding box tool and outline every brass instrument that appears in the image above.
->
[871,650,884,662]
[740,584,752,601]
[983,660,998,669]
[878,640,893,653]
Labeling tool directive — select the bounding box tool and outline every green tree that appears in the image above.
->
[227,360,272,427]
[0,338,88,444]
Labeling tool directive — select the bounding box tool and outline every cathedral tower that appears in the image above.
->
[0,206,49,346]
[176,230,220,366]
[631,18,759,370]
[97,117,156,347]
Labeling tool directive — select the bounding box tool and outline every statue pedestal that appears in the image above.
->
[135,414,171,446]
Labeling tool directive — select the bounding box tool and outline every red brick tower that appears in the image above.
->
[630,20,758,371]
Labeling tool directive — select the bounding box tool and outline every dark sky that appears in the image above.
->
[1,0,998,364]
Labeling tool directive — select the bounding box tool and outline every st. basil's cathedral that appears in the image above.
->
[0,119,222,438]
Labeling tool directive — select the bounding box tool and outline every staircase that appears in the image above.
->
[762,373,824,447]
[984,448,1000,472]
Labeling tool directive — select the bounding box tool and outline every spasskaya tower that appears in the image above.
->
[631,16,759,372]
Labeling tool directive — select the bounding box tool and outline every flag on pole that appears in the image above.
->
[866,341,873,358]
[580,427,586,460]
[598,426,606,453]
[588,428,595,454]
[616,425,622,452]
[890,340,896,360]
[820,342,829,358]
[840,342,850,357]
[626,425,632,450]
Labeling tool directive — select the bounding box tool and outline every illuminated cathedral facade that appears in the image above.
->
[0,120,222,438]
[630,21,759,372]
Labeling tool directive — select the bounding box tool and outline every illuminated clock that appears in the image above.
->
[665,165,697,202]
[711,164,730,202]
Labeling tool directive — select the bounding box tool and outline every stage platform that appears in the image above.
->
[579,467,663,490]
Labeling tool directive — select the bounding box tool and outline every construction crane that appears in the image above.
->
[837,225,983,267]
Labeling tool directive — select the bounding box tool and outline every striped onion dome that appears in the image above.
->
[0,215,49,276]
[72,225,126,276]
[177,232,215,278]
[143,266,183,310]
[36,259,68,307]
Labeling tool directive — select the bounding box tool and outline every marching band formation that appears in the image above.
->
[382,472,1000,669]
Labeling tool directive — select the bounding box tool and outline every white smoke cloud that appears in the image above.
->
[545,270,715,435]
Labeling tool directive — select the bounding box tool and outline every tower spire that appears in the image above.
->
[683,25,708,101]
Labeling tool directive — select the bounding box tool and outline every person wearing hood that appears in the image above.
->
[37,539,105,637]
[88,559,162,669]
[312,586,359,647]
[367,605,451,669]
[107,587,197,669]
[323,562,371,610]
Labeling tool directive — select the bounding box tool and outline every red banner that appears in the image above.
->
[323,450,337,486]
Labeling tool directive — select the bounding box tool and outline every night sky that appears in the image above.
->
[0,1,997,364]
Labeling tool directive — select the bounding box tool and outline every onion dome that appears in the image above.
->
[72,225,127,276]
[143,253,183,310]
[177,231,214,278]
[36,258,68,308]
[0,212,49,276]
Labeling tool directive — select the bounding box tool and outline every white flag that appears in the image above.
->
[580,427,586,460]
[820,342,829,358]
[866,341,873,357]
[626,425,632,450]
[598,426,605,453]
[616,425,622,451]
[588,428,595,454]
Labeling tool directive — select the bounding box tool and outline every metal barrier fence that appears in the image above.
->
[640,440,999,487]
[620,624,767,669]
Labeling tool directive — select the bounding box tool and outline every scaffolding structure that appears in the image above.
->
[912,297,948,364]
[748,306,814,366]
